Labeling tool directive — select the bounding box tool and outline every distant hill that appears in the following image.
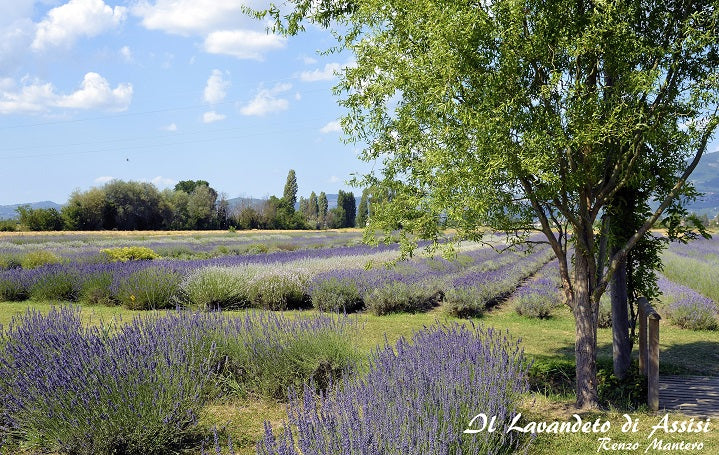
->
[684,151,719,218]
[2,154,717,220]
[0,201,63,220]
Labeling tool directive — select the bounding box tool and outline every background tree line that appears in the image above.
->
[11,171,363,231]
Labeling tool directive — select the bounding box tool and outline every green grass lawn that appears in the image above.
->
[2,299,717,454]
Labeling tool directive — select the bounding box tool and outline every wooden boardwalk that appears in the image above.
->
[659,375,719,417]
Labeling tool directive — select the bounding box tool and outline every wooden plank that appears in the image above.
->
[657,375,719,417]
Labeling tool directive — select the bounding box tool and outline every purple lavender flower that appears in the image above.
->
[258,322,530,455]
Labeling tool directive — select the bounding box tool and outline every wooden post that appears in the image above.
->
[637,297,661,411]
[648,315,660,411]
[639,302,647,376]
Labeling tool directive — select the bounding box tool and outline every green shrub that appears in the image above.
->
[214,312,360,400]
[101,246,159,262]
[79,272,115,305]
[117,267,181,310]
[0,254,22,270]
[29,271,78,301]
[364,282,440,316]
[20,250,61,269]
[247,271,310,311]
[212,245,230,256]
[154,246,194,259]
[529,358,647,409]
[310,278,364,312]
[0,220,17,231]
[246,243,269,254]
[179,267,254,310]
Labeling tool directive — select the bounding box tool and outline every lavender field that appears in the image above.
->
[0,230,718,454]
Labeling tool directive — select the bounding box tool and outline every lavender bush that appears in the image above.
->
[445,247,553,318]
[0,307,216,454]
[28,268,79,301]
[258,323,530,455]
[247,269,311,311]
[178,266,256,310]
[116,266,182,309]
[308,277,364,312]
[0,269,28,301]
[0,308,360,454]
[659,275,719,330]
[667,297,718,330]
[513,261,562,319]
[364,281,442,315]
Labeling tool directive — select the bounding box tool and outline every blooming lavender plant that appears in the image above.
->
[257,322,530,455]
[659,275,719,330]
[0,307,216,454]
[445,246,554,318]
[0,307,359,453]
[514,260,562,319]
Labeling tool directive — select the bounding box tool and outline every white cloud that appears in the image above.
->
[162,122,178,131]
[204,69,230,104]
[94,176,114,184]
[240,83,291,116]
[329,175,341,183]
[132,1,284,60]
[203,111,226,123]
[294,92,302,101]
[204,29,285,60]
[299,62,344,82]
[320,120,341,134]
[0,19,34,68]
[119,45,132,62]
[0,72,133,114]
[132,0,253,35]
[301,55,317,65]
[32,0,127,52]
[151,176,177,187]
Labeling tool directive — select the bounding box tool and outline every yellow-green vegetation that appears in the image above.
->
[100,246,159,262]
[19,250,62,269]
[4,300,716,454]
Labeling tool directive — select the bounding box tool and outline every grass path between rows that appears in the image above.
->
[1,299,717,454]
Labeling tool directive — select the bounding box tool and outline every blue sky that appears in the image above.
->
[1,1,718,206]
[0,0,366,205]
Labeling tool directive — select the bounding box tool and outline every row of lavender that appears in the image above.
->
[0,231,365,267]
[0,240,554,317]
[0,307,530,455]
[504,252,718,331]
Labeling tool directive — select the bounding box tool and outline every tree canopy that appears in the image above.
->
[260,0,719,408]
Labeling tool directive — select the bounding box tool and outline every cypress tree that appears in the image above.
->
[318,192,328,227]
[309,191,319,219]
[283,169,298,210]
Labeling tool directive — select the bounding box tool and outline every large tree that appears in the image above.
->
[261,0,719,408]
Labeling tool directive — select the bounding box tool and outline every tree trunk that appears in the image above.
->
[573,251,599,409]
[611,248,631,379]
